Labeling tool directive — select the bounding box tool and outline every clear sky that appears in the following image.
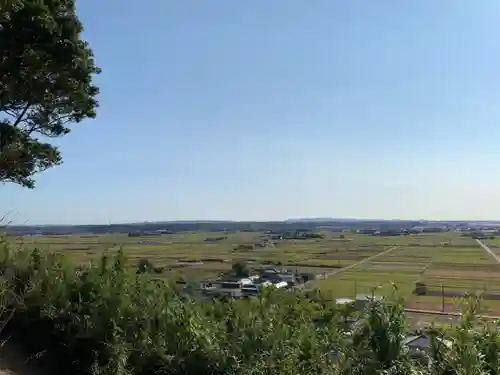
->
[2,0,500,225]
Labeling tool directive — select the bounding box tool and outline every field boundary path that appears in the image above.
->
[301,246,399,290]
[324,245,399,277]
[405,307,500,320]
[476,239,500,264]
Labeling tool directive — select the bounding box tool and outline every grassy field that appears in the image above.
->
[314,233,500,314]
[10,231,388,280]
[9,231,500,314]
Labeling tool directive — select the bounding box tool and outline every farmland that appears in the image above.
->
[9,230,500,314]
[10,231,371,280]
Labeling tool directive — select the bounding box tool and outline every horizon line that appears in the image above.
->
[6,217,500,227]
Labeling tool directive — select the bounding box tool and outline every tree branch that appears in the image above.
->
[12,103,31,127]
[26,114,72,136]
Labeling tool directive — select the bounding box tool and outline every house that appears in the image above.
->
[200,277,252,298]
[204,283,243,299]
[357,229,377,235]
[404,333,452,367]
[336,298,355,306]
[373,230,406,236]
[241,285,259,297]
[272,281,289,289]
[215,277,253,290]
[354,294,383,310]
[255,279,273,288]
[278,273,297,286]
[262,273,283,283]
[261,268,297,286]
[263,271,296,285]
[404,334,433,351]
[199,281,214,290]
[262,268,281,276]
[241,280,273,297]
[404,333,451,352]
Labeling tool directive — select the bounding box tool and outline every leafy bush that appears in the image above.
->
[230,261,250,278]
[136,258,154,274]
[0,240,499,375]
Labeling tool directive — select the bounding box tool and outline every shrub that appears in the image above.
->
[136,258,154,274]
[414,281,428,296]
[231,261,250,278]
[0,240,499,375]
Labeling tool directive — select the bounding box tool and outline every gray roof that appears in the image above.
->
[403,334,452,350]
[355,294,383,301]
[336,298,355,305]
[404,335,431,349]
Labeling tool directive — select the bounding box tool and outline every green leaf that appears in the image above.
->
[0,0,100,188]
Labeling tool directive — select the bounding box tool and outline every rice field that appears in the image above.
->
[10,230,500,314]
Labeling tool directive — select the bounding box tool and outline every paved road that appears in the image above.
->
[476,239,500,264]
[405,308,500,320]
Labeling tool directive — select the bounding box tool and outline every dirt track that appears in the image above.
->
[477,239,500,263]
[324,246,400,277]
[300,246,399,289]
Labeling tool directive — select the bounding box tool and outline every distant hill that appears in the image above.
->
[285,218,336,223]
[2,218,495,236]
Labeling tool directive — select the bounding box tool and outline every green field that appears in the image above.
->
[314,234,500,314]
[11,231,500,314]
[12,231,379,279]
[479,237,500,258]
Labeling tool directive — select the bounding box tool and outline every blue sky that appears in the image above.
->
[3,0,500,224]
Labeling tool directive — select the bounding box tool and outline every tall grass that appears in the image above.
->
[0,239,499,375]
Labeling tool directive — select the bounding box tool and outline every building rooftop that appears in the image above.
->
[403,334,452,350]
[355,294,383,301]
[218,277,252,283]
[336,298,355,305]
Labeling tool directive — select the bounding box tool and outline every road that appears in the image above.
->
[300,245,399,290]
[476,239,500,264]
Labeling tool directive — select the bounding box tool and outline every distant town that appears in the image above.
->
[6,218,500,238]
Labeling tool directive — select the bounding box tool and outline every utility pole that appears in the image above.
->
[441,284,445,312]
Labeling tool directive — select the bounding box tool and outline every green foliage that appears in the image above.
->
[231,261,250,278]
[136,258,153,274]
[350,295,410,374]
[0,240,500,374]
[0,0,100,188]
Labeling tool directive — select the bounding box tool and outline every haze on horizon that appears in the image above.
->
[2,0,500,225]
